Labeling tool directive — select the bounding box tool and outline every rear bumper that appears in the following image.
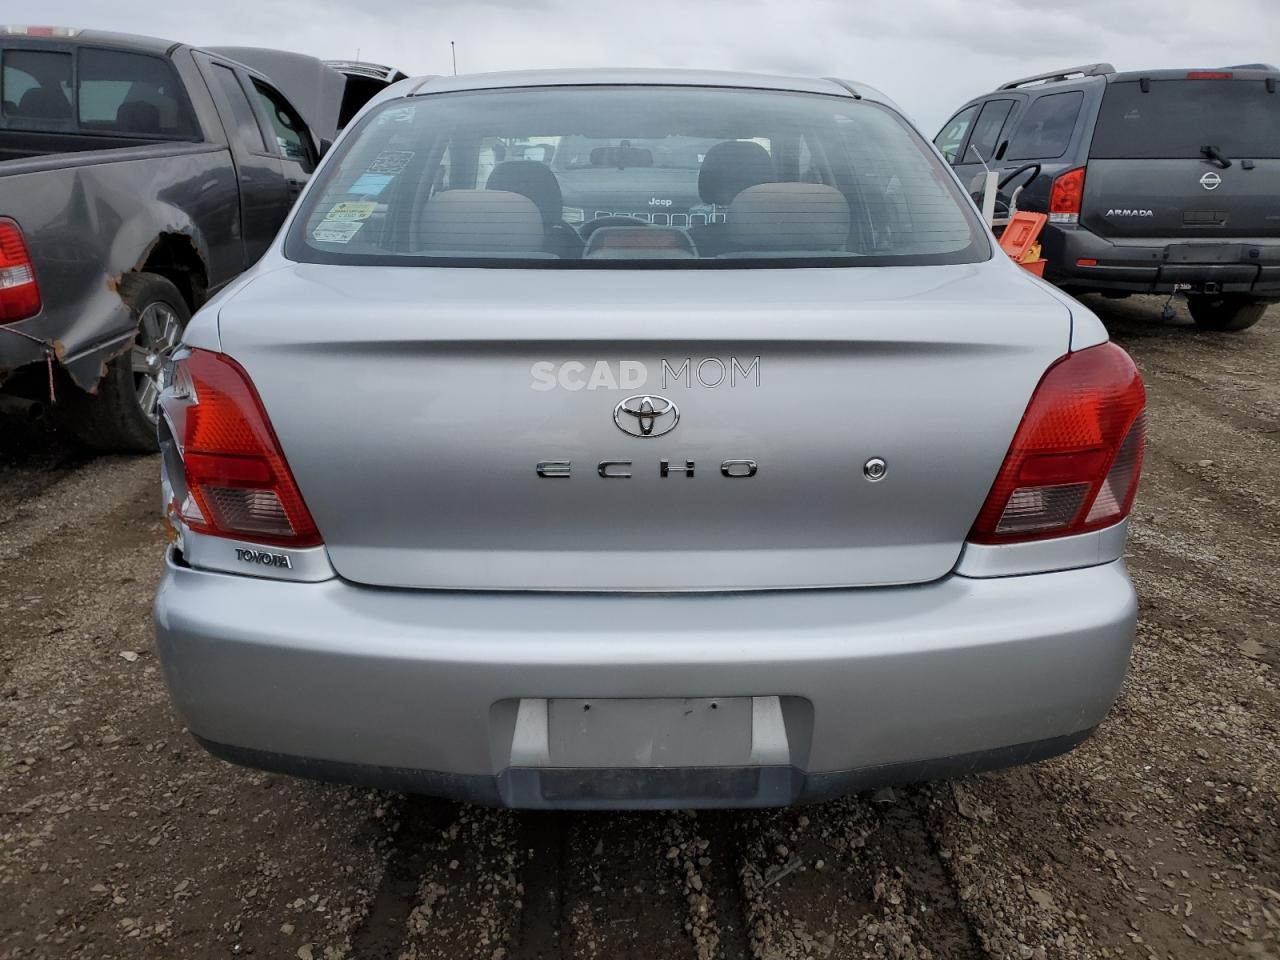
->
[154,551,1137,808]
[1041,225,1280,297]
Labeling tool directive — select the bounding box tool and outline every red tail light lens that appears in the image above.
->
[168,349,321,547]
[1186,71,1233,79]
[0,217,42,323]
[969,342,1145,544]
[1048,167,1086,225]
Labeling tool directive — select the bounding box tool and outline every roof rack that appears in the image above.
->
[998,63,1115,90]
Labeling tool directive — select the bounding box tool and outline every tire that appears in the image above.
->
[65,272,191,453]
[1187,294,1268,333]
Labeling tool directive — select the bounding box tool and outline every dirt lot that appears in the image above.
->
[1,296,1276,960]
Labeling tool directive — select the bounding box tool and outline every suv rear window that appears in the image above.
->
[287,86,989,268]
[1091,79,1280,159]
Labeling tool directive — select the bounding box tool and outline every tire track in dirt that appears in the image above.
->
[0,451,154,568]
[349,796,459,959]
[392,805,522,959]
[511,812,568,960]
[735,795,985,959]
[559,813,701,960]
[684,812,752,960]
[0,417,92,518]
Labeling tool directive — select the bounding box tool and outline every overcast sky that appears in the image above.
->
[9,0,1278,130]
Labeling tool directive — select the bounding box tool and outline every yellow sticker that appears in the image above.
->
[325,201,377,222]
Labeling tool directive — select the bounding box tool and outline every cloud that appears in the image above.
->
[9,0,1279,130]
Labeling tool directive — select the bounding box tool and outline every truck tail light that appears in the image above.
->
[164,349,321,547]
[1048,167,1086,225]
[0,217,42,323]
[968,342,1145,545]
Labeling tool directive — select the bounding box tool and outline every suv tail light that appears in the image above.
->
[969,342,1145,545]
[0,217,42,323]
[1048,167,1086,225]
[163,349,321,547]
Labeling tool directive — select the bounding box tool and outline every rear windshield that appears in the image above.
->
[1091,79,1280,159]
[1,46,195,138]
[285,86,989,268]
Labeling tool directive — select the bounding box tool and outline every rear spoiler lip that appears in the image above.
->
[1109,66,1280,83]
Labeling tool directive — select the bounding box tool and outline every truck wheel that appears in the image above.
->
[66,273,191,453]
[1187,295,1267,332]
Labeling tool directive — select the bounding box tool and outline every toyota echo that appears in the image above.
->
[152,69,1145,809]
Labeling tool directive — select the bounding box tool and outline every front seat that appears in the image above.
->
[15,87,71,120]
[116,100,162,134]
[485,160,584,259]
[687,140,776,256]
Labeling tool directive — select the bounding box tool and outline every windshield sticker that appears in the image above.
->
[348,173,394,197]
[312,220,364,244]
[325,201,377,222]
[367,150,414,176]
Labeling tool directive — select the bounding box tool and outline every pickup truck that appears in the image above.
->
[0,27,325,450]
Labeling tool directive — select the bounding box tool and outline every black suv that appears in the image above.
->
[935,63,1279,331]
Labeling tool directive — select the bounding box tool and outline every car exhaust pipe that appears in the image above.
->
[0,394,45,421]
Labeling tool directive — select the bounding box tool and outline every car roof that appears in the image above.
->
[0,26,179,55]
[415,68,848,96]
[986,62,1280,98]
[406,68,898,107]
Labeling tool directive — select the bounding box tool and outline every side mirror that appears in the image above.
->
[318,137,334,159]
[994,140,1009,161]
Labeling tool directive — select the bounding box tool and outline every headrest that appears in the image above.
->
[698,140,775,207]
[116,100,162,134]
[725,183,851,252]
[485,160,563,229]
[418,190,544,253]
[16,87,71,120]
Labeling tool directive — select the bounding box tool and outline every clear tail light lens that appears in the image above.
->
[1048,166,1085,225]
[0,217,42,323]
[969,342,1146,544]
[163,349,321,547]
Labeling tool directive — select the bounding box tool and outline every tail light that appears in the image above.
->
[163,349,321,547]
[1186,71,1233,79]
[0,217,42,323]
[969,342,1145,544]
[1048,167,1085,225]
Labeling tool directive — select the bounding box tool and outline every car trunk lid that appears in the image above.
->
[217,262,1071,591]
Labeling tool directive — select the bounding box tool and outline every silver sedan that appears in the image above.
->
[153,69,1144,808]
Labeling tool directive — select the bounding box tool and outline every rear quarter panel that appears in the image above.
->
[0,144,239,389]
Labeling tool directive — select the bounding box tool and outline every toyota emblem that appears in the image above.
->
[613,395,680,438]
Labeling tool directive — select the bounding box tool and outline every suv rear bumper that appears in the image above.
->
[1041,225,1280,297]
[154,550,1137,809]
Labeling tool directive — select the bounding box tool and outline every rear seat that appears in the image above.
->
[418,189,546,254]
[722,183,852,255]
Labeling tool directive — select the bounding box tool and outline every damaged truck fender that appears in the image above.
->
[0,28,324,451]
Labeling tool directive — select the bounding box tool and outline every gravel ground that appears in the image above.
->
[0,296,1276,960]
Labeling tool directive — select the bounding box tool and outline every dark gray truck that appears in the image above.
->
[0,28,324,450]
